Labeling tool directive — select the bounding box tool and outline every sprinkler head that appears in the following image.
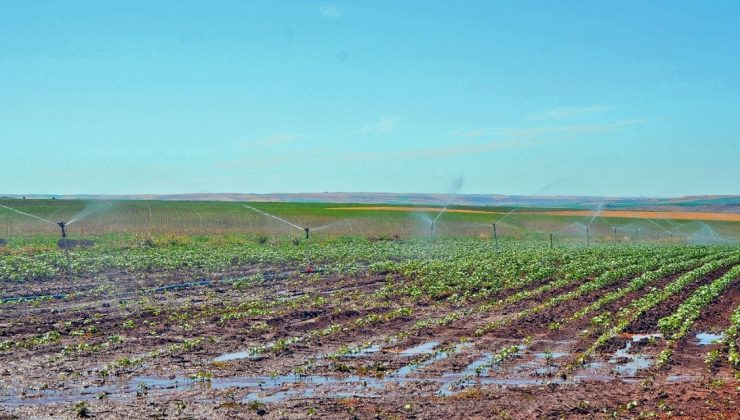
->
[304,227,310,239]
[56,221,67,238]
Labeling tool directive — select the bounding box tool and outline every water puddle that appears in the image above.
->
[213,350,265,362]
[620,333,663,342]
[533,351,568,360]
[666,375,697,383]
[695,332,724,345]
[608,341,653,377]
[1,335,689,406]
[395,343,468,376]
[344,344,381,358]
[399,341,439,356]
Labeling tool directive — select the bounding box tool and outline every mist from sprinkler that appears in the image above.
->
[243,204,324,239]
[0,203,75,272]
[645,218,671,235]
[426,176,465,236]
[65,201,114,227]
[0,204,57,226]
[583,203,607,245]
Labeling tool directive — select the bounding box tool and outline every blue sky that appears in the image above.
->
[1,1,738,197]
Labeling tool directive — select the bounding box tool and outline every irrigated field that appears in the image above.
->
[1,233,739,418]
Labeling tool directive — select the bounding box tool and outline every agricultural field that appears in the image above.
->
[0,200,739,418]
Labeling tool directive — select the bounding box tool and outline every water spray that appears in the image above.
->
[243,204,308,239]
[0,204,57,226]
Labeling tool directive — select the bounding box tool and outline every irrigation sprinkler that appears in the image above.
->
[549,233,553,249]
[304,227,310,239]
[613,226,617,242]
[56,221,72,273]
[492,223,499,250]
[57,221,67,239]
[0,203,73,271]
[586,226,590,246]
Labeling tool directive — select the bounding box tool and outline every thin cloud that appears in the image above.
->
[352,119,644,162]
[527,105,612,121]
[497,119,644,138]
[452,119,643,141]
[361,116,400,134]
[343,138,544,162]
[319,4,341,18]
[241,134,300,147]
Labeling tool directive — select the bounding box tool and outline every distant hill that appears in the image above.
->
[2,193,738,214]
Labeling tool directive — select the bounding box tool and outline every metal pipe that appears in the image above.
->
[549,233,553,249]
[304,227,310,239]
[492,223,498,250]
[57,221,71,273]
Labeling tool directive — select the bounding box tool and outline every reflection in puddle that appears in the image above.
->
[695,332,724,345]
[213,351,265,362]
[1,334,694,406]
[608,341,653,377]
[619,333,663,342]
[400,341,439,356]
[666,375,697,383]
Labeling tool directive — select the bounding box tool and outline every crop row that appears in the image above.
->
[568,250,722,322]
[566,253,740,370]
[474,253,685,336]
[655,264,740,367]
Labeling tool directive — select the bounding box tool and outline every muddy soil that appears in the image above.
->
[1,259,738,419]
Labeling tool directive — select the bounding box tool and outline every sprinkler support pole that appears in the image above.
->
[549,233,553,249]
[57,222,71,273]
[586,226,590,246]
[492,223,498,250]
[304,227,310,239]
[613,226,617,242]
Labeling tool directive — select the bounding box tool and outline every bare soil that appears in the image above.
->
[1,261,738,419]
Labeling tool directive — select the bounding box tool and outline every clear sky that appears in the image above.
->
[1,1,738,197]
